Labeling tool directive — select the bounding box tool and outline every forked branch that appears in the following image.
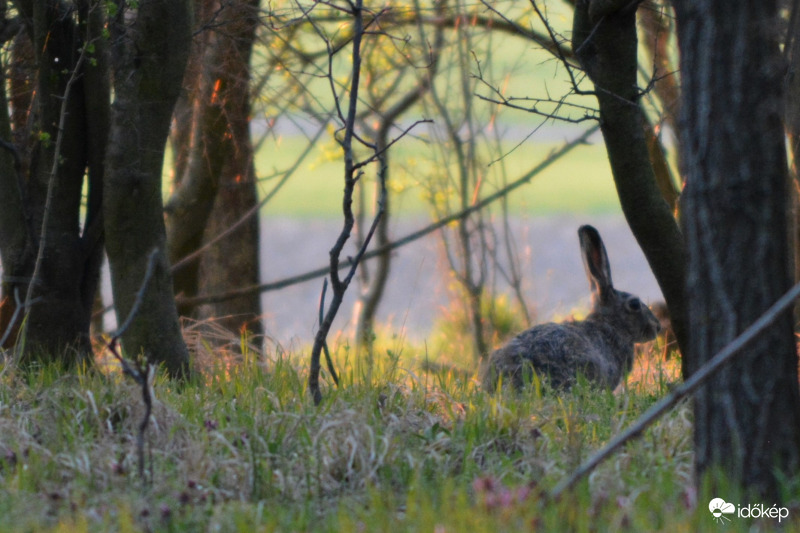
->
[308,0,376,405]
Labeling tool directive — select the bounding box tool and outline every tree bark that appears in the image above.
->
[166,0,262,337]
[0,55,30,348]
[572,0,690,372]
[783,0,800,322]
[104,0,192,377]
[0,1,105,363]
[673,0,800,498]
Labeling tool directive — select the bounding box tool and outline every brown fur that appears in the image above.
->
[480,225,660,392]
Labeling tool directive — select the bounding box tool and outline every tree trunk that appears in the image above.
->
[673,0,800,498]
[572,0,690,372]
[0,42,31,348]
[783,0,800,323]
[354,6,444,357]
[104,0,192,377]
[166,0,262,337]
[0,2,106,363]
[354,140,391,358]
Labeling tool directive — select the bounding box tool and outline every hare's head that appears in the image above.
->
[578,225,661,342]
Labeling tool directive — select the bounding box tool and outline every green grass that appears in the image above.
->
[251,134,619,218]
[1,330,792,532]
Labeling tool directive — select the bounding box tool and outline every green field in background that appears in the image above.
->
[243,3,625,218]
[252,133,620,218]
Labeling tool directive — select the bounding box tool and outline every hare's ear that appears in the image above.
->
[578,225,613,302]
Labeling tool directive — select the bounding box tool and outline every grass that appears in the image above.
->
[251,134,620,218]
[2,323,794,532]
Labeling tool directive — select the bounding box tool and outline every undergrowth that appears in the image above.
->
[0,325,795,532]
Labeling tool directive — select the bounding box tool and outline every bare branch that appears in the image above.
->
[309,0,377,405]
[352,118,432,172]
[0,288,42,369]
[475,90,600,123]
[110,249,161,340]
[316,278,339,386]
[178,124,600,307]
[170,122,329,274]
[0,288,23,349]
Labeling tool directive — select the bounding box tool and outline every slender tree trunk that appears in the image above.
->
[104,0,192,377]
[197,0,261,336]
[674,0,800,498]
[354,137,391,357]
[354,3,444,357]
[572,0,690,372]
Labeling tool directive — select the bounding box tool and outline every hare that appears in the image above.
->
[480,225,661,392]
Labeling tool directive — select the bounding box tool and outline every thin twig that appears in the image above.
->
[0,288,42,375]
[0,288,40,350]
[309,0,380,405]
[178,124,600,307]
[170,121,329,274]
[106,248,161,485]
[549,279,800,499]
[317,278,339,386]
[111,249,160,340]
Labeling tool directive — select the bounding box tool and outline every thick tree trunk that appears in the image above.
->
[674,0,800,498]
[166,0,262,337]
[572,0,690,372]
[0,46,31,348]
[0,2,105,363]
[104,0,192,377]
[784,1,800,322]
[197,153,261,336]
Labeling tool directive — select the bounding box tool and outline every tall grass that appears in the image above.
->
[0,325,793,532]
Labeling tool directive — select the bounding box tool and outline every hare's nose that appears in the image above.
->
[647,311,662,333]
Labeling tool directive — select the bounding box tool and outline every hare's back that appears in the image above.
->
[484,322,615,390]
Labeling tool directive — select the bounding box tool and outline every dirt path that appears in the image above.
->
[258,213,663,348]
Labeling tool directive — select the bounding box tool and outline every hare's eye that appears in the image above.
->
[627,298,642,312]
